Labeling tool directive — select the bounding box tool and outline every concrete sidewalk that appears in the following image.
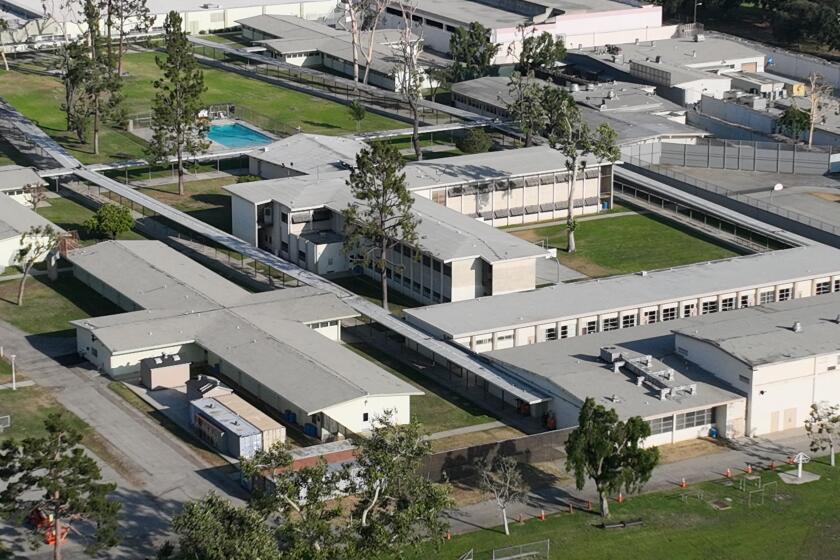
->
[447,430,811,534]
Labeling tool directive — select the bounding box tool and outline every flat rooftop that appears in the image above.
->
[409,0,639,28]
[674,291,840,367]
[487,316,744,420]
[404,244,840,337]
[249,133,364,175]
[191,397,261,437]
[225,173,549,264]
[70,240,421,414]
[7,0,329,17]
[614,37,764,68]
[0,165,46,190]
[451,77,706,145]
[0,191,60,241]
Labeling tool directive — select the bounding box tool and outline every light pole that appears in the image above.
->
[10,354,15,391]
[694,0,703,26]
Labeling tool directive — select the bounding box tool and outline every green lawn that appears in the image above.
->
[345,341,495,434]
[36,197,146,245]
[406,459,840,560]
[0,275,122,335]
[0,357,12,385]
[139,176,235,232]
[511,213,739,278]
[0,52,404,164]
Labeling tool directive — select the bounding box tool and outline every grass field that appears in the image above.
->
[139,177,235,232]
[0,275,122,335]
[331,275,424,316]
[0,52,404,164]
[511,212,739,277]
[345,341,495,434]
[36,197,146,245]
[406,458,840,560]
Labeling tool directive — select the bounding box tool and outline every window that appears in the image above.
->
[422,287,431,297]
[433,259,442,273]
[740,295,750,308]
[701,300,718,315]
[363,412,369,422]
[720,297,735,312]
[445,24,458,32]
[621,315,636,329]
[602,317,619,331]
[496,334,513,343]
[433,291,441,301]
[648,416,674,435]
[739,375,750,384]
[426,18,443,29]
[280,212,288,223]
[560,325,569,339]
[777,287,792,301]
[422,255,431,267]
[662,307,677,321]
[816,281,831,295]
[643,310,657,324]
[581,320,598,335]
[413,281,420,292]
[298,250,306,263]
[675,409,714,430]
[402,244,412,257]
[431,189,445,204]
[545,327,558,341]
[759,290,775,304]
[281,241,289,253]
[444,264,452,278]
[474,336,492,346]
[91,348,98,357]
[312,209,331,222]
[835,279,840,292]
[682,303,695,318]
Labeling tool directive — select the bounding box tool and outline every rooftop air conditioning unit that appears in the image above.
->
[695,33,706,42]
[202,3,220,8]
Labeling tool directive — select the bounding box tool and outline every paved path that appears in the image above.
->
[446,429,812,535]
[426,421,505,441]
[0,379,35,390]
[0,320,247,558]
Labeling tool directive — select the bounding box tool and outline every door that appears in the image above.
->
[770,411,780,433]
[784,408,797,430]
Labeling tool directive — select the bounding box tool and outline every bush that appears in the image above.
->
[236,175,262,183]
[84,204,134,239]
[456,128,493,154]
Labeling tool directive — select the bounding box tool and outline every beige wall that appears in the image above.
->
[492,259,537,296]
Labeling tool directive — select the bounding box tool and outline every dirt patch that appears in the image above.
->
[555,254,613,278]
[809,192,840,203]
[510,229,543,243]
[657,438,728,465]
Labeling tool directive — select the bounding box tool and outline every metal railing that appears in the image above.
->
[624,155,840,235]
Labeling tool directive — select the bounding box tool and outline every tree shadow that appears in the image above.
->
[301,120,342,130]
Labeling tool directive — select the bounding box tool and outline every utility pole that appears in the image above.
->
[693,0,702,26]
[10,354,15,390]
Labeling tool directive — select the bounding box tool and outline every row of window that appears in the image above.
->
[309,320,339,330]
[648,408,715,435]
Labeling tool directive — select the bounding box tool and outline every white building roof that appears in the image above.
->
[487,316,744,420]
[616,37,765,69]
[224,172,549,264]
[0,165,46,191]
[0,191,58,241]
[249,133,365,175]
[404,244,840,337]
[674,291,840,368]
[69,240,421,415]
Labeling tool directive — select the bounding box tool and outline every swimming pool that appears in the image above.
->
[207,123,272,149]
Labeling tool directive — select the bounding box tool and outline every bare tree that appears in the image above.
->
[23,184,48,209]
[42,0,83,130]
[360,0,388,86]
[475,456,525,536]
[807,72,836,148]
[805,402,840,467]
[0,18,10,72]
[344,0,362,89]
[108,0,153,76]
[14,225,59,306]
[392,0,424,160]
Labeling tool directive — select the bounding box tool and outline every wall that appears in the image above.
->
[322,394,412,435]
[491,258,536,296]
[230,194,259,247]
[659,138,832,175]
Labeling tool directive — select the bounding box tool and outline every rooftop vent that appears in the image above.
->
[201,3,220,8]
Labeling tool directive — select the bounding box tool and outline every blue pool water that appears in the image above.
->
[207,123,272,148]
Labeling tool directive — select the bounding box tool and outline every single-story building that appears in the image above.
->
[0,191,60,267]
[0,165,47,206]
[404,244,840,352]
[68,240,422,439]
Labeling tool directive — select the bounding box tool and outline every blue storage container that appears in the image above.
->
[304,423,318,437]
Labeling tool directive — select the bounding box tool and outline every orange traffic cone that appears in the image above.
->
[680,477,688,488]
[725,468,732,478]
[539,509,545,521]
[617,492,625,504]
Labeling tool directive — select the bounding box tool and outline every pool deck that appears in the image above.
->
[130,118,279,154]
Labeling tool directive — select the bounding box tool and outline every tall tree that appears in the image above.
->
[345,0,363,89]
[805,402,840,467]
[516,27,566,75]
[342,142,420,311]
[351,411,453,558]
[505,71,545,147]
[449,22,500,82]
[777,104,810,141]
[0,413,120,560]
[61,40,94,144]
[0,18,9,72]
[807,72,835,147]
[359,0,389,85]
[106,0,153,75]
[541,87,619,253]
[81,0,121,155]
[565,398,659,519]
[392,0,425,160]
[160,493,281,560]
[241,443,348,560]
[475,455,525,536]
[84,203,134,239]
[147,11,209,196]
[13,225,59,306]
